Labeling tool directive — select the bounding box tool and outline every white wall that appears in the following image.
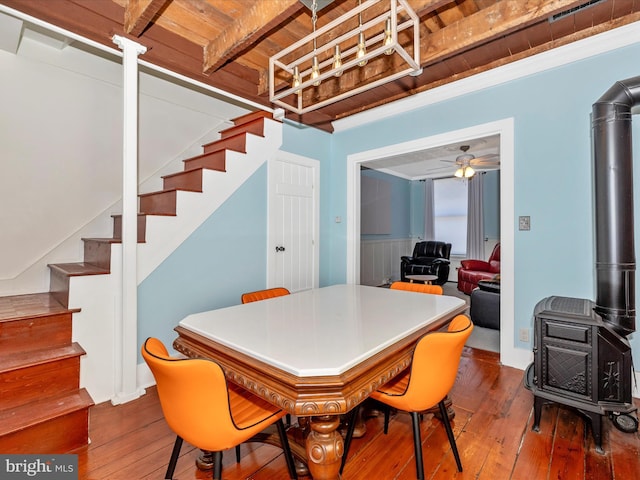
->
[0,32,248,296]
[360,238,412,286]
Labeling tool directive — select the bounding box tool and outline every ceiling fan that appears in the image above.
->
[444,145,500,178]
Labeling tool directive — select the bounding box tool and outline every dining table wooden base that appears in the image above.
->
[306,415,343,480]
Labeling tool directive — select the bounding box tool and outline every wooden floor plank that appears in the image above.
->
[78,348,640,479]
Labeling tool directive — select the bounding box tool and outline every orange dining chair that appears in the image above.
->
[142,338,297,480]
[390,281,443,295]
[241,287,290,304]
[240,286,292,428]
[341,315,473,480]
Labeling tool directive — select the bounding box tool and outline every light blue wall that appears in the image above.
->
[483,170,500,239]
[138,164,268,356]
[410,181,425,237]
[323,43,640,364]
[360,168,411,240]
[136,39,640,368]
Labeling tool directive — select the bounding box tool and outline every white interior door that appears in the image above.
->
[268,152,319,292]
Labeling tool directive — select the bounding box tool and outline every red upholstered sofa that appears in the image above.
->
[457,243,501,295]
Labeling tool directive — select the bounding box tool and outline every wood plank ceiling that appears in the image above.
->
[3,0,640,132]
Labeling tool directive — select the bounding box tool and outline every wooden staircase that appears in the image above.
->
[0,110,275,452]
[47,110,273,308]
[0,293,93,453]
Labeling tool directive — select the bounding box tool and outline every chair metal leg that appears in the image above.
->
[165,435,183,479]
[410,412,425,480]
[340,405,360,474]
[235,445,241,463]
[276,418,298,479]
[438,400,463,472]
[383,404,390,434]
[212,451,223,480]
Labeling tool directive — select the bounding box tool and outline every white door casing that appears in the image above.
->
[268,151,320,292]
[346,118,530,371]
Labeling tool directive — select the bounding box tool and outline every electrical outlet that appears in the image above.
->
[519,328,530,342]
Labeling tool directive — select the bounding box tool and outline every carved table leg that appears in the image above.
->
[306,415,343,480]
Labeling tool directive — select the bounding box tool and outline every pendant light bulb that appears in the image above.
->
[383,17,393,55]
[292,65,301,90]
[311,56,320,86]
[357,32,367,67]
[333,45,343,77]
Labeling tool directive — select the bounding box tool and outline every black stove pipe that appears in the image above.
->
[592,75,640,336]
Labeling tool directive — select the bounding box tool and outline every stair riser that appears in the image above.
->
[202,133,246,155]
[112,214,147,242]
[220,116,265,139]
[83,240,112,271]
[0,313,72,355]
[1,358,81,410]
[183,150,226,172]
[139,191,177,215]
[0,409,90,454]
[163,169,203,191]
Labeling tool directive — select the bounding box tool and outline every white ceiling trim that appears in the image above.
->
[333,20,640,133]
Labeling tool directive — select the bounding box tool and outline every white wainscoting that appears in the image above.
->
[360,238,413,286]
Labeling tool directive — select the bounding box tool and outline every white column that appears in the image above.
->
[111,35,147,405]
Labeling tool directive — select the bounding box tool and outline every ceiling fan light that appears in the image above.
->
[464,166,475,178]
[454,167,464,178]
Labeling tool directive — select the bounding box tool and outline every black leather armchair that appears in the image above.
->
[400,241,452,286]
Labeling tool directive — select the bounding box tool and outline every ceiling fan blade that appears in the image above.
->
[473,165,500,171]
[471,161,501,168]
[469,153,499,165]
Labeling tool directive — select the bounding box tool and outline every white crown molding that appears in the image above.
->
[332,20,640,133]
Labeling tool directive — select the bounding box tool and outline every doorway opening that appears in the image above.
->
[346,118,520,368]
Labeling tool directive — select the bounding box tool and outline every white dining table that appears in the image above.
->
[173,284,466,480]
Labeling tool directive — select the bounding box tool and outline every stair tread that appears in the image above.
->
[0,389,94,436]
[201,131,247,152]
[231,110,273,126]
[0,342,86,373]
[81,237,119,243]
[48,262,109,277]
[0,293,77,322]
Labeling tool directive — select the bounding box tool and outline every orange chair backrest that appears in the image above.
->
[390,281,443,295]
[142,337,247,452]
[390,315,473,412]
[241,287,290,304]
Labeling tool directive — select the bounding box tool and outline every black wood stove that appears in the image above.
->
[525,296,635,452]
[525,76,640,453]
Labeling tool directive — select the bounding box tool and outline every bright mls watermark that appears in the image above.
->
[0,455,77,480]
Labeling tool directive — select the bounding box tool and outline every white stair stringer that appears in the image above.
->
[66,116,283,404]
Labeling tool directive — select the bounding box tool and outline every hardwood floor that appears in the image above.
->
[75,347,640,479]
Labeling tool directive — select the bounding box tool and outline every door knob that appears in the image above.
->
[275,246,286,252]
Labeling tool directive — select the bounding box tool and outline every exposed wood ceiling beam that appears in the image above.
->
[294,0,586,106]
[124,0,170,37]
[421,0,587,63]
[203,0,303,75]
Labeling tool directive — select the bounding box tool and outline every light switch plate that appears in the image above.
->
[519,216,530,231]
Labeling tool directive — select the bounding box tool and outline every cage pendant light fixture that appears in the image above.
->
[269,0,421,115]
